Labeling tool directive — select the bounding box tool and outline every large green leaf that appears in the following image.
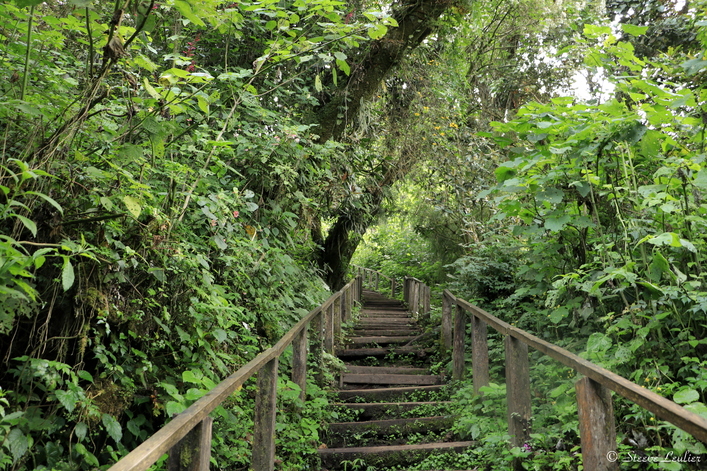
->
[102,413,122,444]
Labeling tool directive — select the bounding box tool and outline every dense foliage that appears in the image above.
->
[352,0,707,469]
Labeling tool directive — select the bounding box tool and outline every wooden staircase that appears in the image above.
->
[319,290,474,470]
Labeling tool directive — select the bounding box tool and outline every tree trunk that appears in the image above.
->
[314,0,453,288]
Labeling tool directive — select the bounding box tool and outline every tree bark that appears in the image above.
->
[314,0,453,288]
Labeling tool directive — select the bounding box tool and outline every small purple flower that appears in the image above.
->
[522,443,532,453]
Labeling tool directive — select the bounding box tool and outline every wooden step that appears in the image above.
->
[337,384,443,402]
[318,441,475,469]
[333,401,453,420]
[326,416,454,447]
[359,318,415,324]
[347,336,416,345]
[361,310,412,319]
[344,365,429,375]
[336,346,431,359]
[332,401,452,420]
[342,373,442,386]
[353,329,417,336]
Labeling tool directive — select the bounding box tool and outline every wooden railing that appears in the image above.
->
[403,276,431,317]
[107,277,362,471]
[442,290,707,470]
[354,265,396,297]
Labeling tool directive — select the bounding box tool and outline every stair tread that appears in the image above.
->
[328,415,451,428]
[344,365,430,375]
[342,373,441,385]
[319,441,475,454]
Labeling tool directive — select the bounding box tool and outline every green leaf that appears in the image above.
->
[621,24,649,36]
[174,0,206,26]
[55,389,78,413]
[77,370,94,382]
[73,443,99,466]
[123,195,142,218]
[336,58,351,76]
[549,306,568,324]
[102,413,122,444]
[143,78,162,100]
[165,401,186,416]
[648,252,670,282]
[62,257,75,291]
[586,333,612,354]
[314,74,322,92]
[182,369,202,384]
[15,214,37,237]
[7,428,28,462]
[213,234,228,250]
[368,24,388,40]
[544,215,571,232]
[75,422,88,441]
[674,388,699,404]
[25,191,63,214]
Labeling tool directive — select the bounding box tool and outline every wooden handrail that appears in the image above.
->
[353,265,396,296]
[108,277,362,471]
[403,276,430,317]
[442,289,707,470]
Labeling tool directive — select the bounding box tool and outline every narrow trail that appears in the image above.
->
[318,290,474,470]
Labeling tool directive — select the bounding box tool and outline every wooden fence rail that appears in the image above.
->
[107,277,362,471]
[442,289,707,471]
[403,276,430,317]
[353,265,396,297]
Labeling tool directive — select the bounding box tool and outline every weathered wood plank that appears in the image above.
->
[471,314,489,395]
[337,385,442,402]
[327,416,454,446]
[453,304,466,380]
[341,373,441,385]
[353,329,417,336]
[291,328,308,403]
[344,365,429,375]
[505,336,532,452]
[576,376,618,471]
[167,417,213,471]
[318,441,475,468]
[453,296,707,443]
[336,347,431,359]
[324,303,334,354]
[252,358,278,471]
[441,292,453,352]
[332,401,452,420]
[347,336,416,345]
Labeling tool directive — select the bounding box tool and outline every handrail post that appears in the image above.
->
[576,376,618,471]
[292,327,308,403]
[391,278,396,298]
[441,293,453,352]
[452,304,466,380]
[324,303,334,354]
[411,282,419,315]
[375,272,380,290]
[252,358,278,471]
[423,285,430,316]
[505,335,532,464]
[334,294,342,346]
[167,417,213,471]
[311,310,324,386]
[471,314,489,395]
